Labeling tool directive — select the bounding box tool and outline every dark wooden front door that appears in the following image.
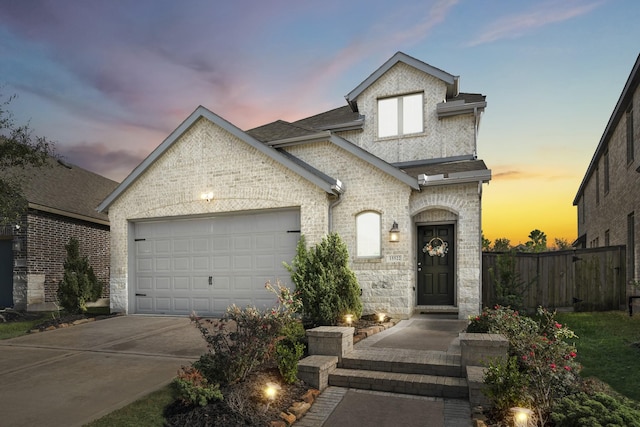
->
[417,225,454,305]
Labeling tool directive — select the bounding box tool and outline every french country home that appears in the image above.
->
[98,52,491,320]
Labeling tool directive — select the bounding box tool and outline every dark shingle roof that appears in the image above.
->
[400,159,489,179]
[246,120,317,143]
[293,106,362,130]
[446,93,486,103]
[5,157,119,223]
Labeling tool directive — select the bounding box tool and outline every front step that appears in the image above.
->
[340,349,463,378]
[329,367,468,398]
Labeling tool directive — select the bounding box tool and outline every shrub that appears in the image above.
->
[56,237,102,314]
[284,233,362,326]
[275,339,304,384]
[483,356,531,419]
[192,305,285,385]
[171,366,222,407]
[487,251,529,310]
[475,305,582,426]
[551,392,640,427]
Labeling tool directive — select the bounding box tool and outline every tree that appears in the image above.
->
[553,238,572,250]
[57,237,103,313]
[482,233,492,252]
[525,229,547,253]
[0,93,55,225]
[493,238,512,252]
[284,233,362,326]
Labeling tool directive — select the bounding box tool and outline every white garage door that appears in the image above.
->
[132,209,300,316]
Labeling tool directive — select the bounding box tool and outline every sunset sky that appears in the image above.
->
[1,0,638,246]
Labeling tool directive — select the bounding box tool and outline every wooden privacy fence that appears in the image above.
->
[482,246,626,311]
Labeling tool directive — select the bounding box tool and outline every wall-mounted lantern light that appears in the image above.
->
[201,192,213,202]
[389,221,400,242]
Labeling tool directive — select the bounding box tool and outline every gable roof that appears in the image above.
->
[3,156,118,225]
[97,106,343,213]
[573,53,640,205]
[345,51,459,112]
[248,120,420,190]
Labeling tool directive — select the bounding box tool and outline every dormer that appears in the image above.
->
[338,52,486,164]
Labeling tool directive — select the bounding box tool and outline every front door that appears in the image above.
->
[417,224,454,305]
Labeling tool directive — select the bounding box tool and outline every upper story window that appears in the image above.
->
[378,93,423,138]
[356,211,381,258]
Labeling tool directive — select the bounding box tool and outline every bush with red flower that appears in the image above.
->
[469,305,581,425]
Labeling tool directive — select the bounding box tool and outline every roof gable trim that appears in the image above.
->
[97,106,338,212]
[345,52,458,110]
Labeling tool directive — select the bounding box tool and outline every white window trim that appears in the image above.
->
[356,211,382,258]
[378,92,424,138]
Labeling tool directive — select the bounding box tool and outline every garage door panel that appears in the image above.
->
[156,277,171,290]
[156,297,171,311]
[193,239,208,253]
[192,257,209,271]
[174,277,190,290]
[213,277,230,289]
[155,258,171,272]
[174,257,190,271]
[155,240,171,254]
[133,209,299,316]
[213,255,230,269]
[137,258,153,273]
[234,236,251,250]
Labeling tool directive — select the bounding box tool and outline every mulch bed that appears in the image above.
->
[164,365,311,426]
[0,307,118,332]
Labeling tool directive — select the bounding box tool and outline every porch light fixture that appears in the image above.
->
[200,191,213,202]
[511,407,532,427]
[389,221,400,242]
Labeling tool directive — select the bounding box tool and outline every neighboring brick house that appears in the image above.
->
[98,52,491,319]
[0,157,118,310]
[573,53,640,290]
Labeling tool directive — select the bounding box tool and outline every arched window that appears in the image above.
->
[356,211,381,257]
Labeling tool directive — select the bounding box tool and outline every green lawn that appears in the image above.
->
[84,385,173,427]
[0,312,53,340]
[556,311,640,401]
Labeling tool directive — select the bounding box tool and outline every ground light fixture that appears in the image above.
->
[264,382,280,412]
[201,191,213,202]
[389,221,400,242]
[344,314,354,326]
[511,407,533,427]
[377,312,386,322]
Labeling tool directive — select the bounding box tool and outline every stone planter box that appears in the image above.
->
[459,332,508,368]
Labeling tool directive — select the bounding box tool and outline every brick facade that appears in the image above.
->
[575,54,639,293]
[7,210,110,310]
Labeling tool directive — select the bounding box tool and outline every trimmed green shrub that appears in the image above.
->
[171,366,222,407]
[284,233,362,326]
[484,356,531,418]
[551,392,640,427]
[56,237,102,313]
[275,339,304,384]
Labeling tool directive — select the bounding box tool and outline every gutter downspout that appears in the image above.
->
[328,193,343,234]
[473,106,480,158]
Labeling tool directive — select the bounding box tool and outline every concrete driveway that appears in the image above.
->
[0,315,207,427]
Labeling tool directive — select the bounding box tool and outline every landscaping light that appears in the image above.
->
[389,221,400,242]
[511,407,532,427]
[344,314,353,326]
[200,191,213,202]
[265,382,279,400]
[377,312,386,323]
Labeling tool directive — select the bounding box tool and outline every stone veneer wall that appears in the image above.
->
[107,119,330,313]
[411,183,483,319]
[12,210,110,310]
